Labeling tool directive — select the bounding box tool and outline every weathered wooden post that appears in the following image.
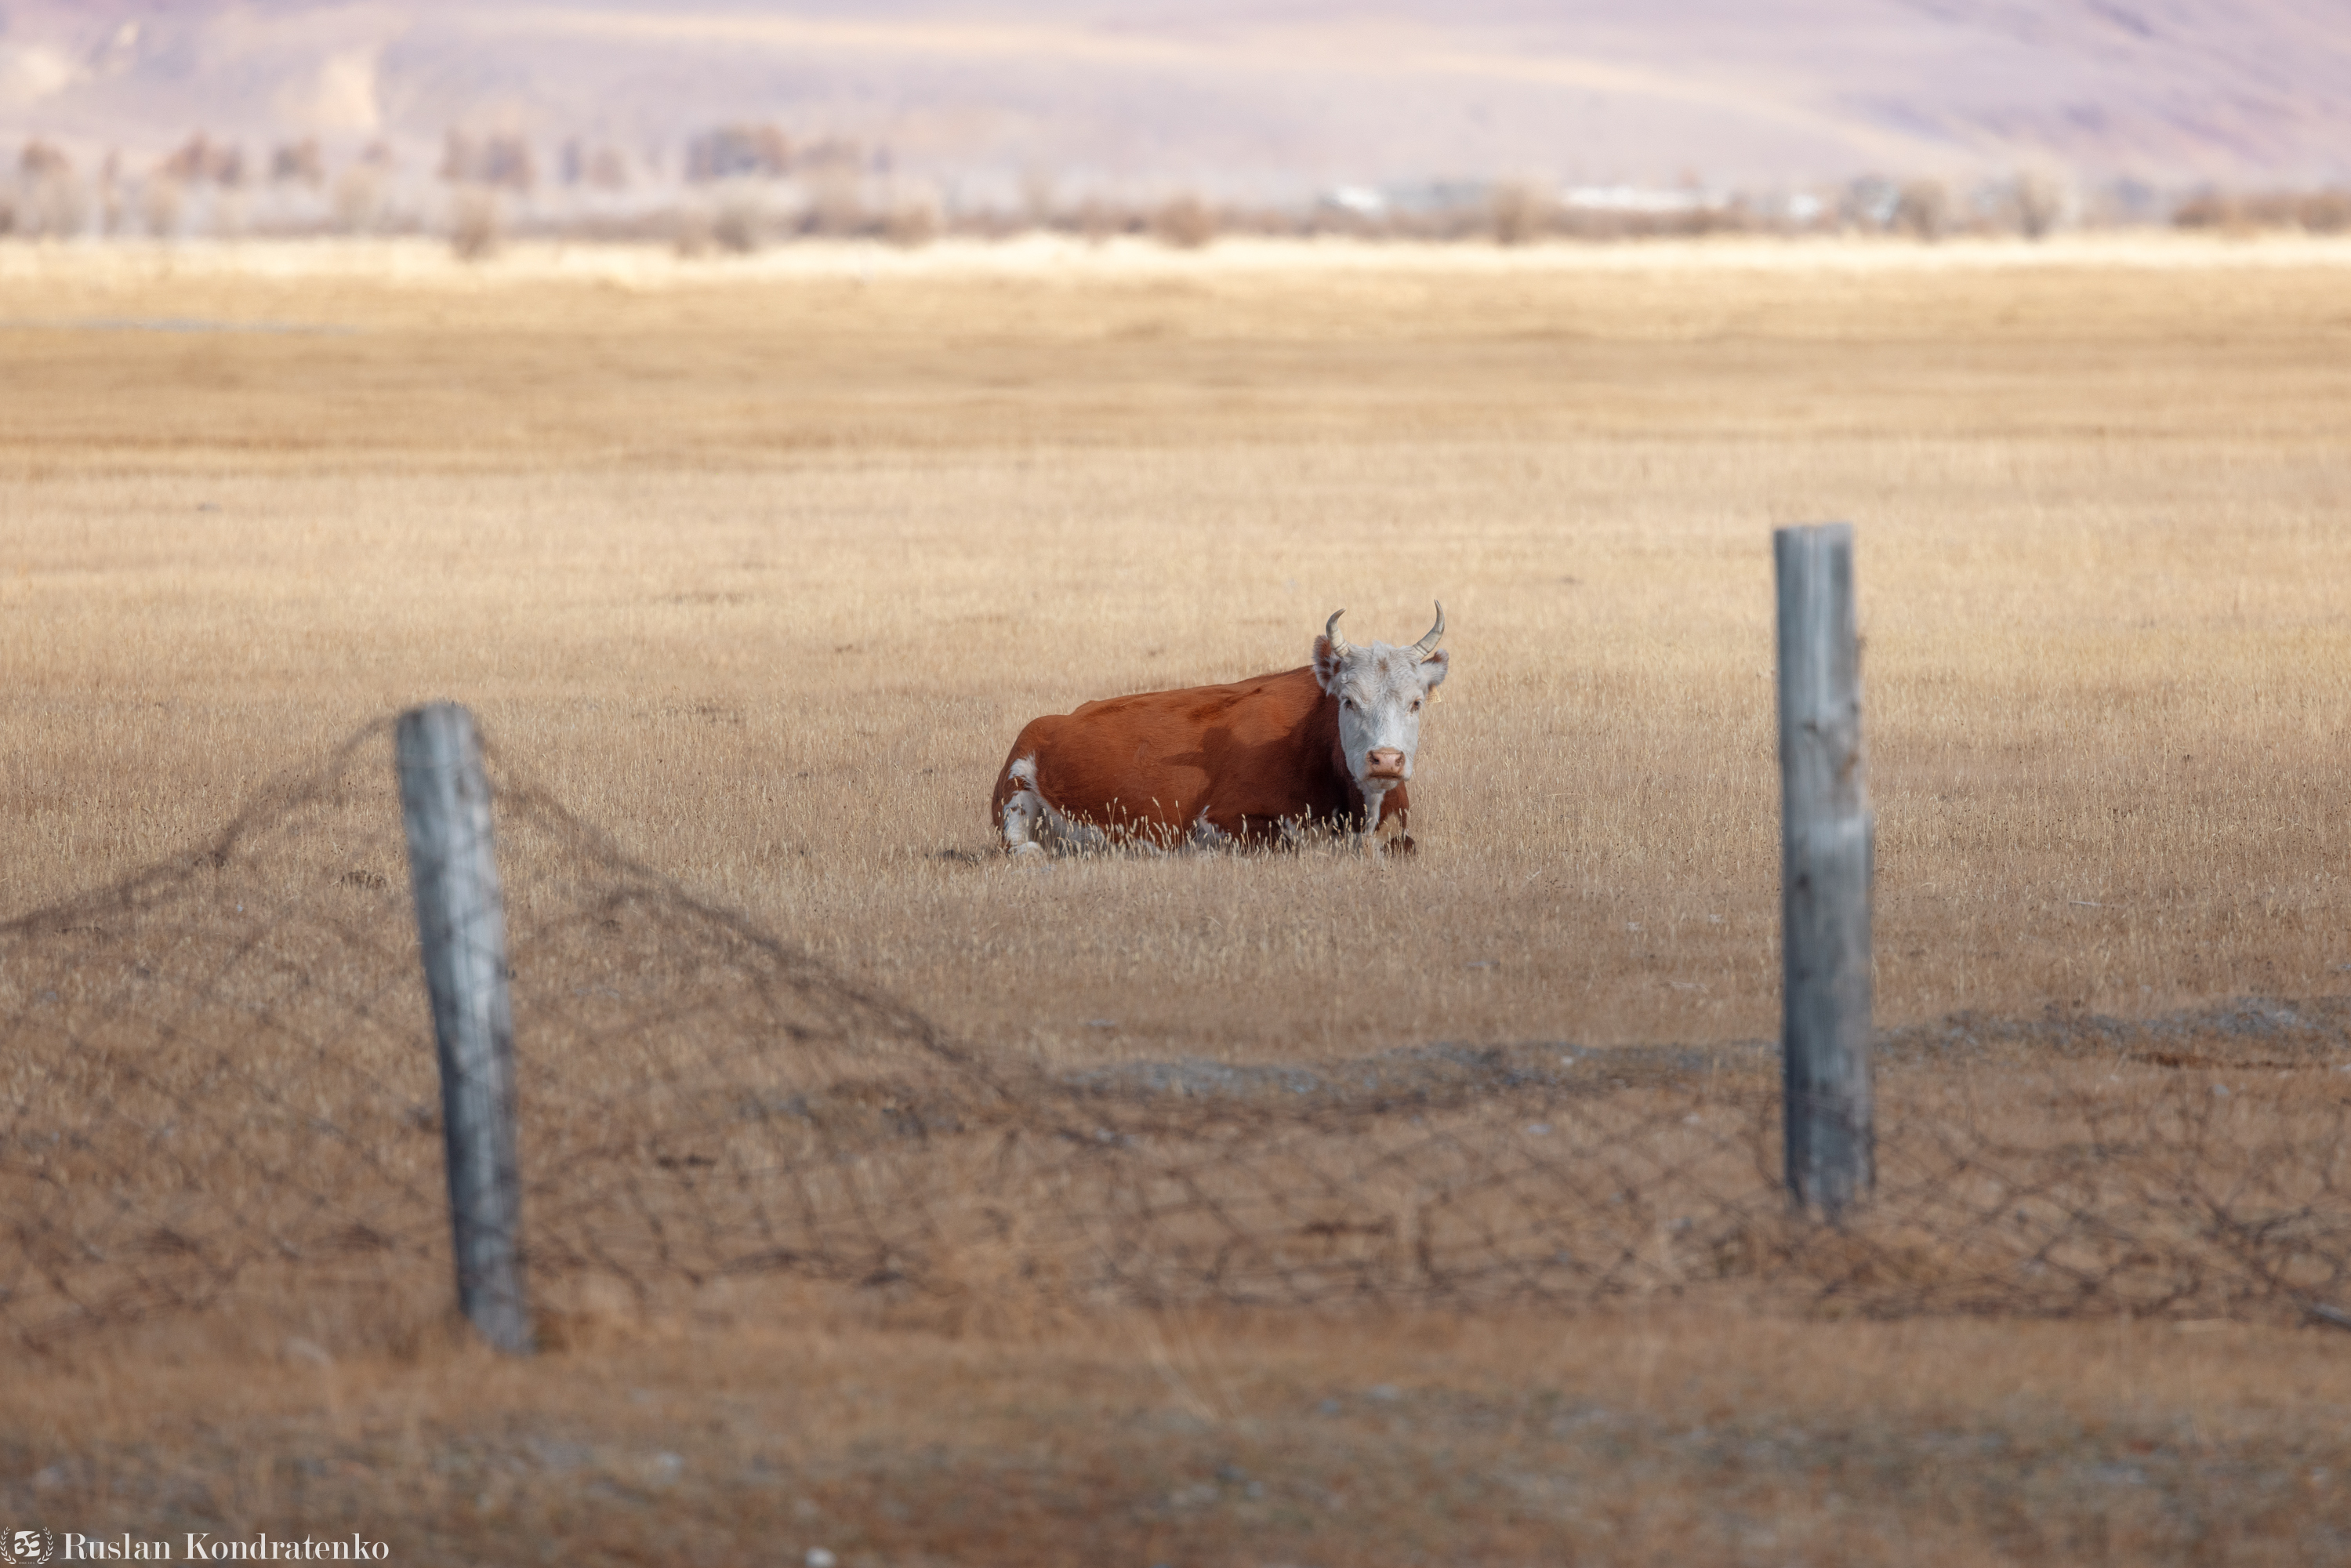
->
[396,702,531,1353]
[1775,524,1875,1218]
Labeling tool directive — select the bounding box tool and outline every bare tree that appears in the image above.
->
[1894,180,1949,241]
[449,188,501,260]
[1152,194,1217,249]
[2014,172,2064,239]
[272,139,325,187]
[1491,181,1553,246]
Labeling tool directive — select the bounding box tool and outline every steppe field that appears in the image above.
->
[6,234,2351,1563]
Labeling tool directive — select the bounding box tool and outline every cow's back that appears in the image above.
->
[995,665,1355,841]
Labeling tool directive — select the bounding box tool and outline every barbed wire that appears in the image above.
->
[3,721,2348,1352]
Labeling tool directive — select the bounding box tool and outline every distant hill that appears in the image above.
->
[2,0,2345,201]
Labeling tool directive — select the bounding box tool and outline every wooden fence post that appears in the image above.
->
[1774,524,1875,1218]
[396,702,531,1353]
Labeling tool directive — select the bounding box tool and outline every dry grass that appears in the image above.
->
[12,1310,2351,1565]
[5,241,2350,1063]
[5,238,2351,1561]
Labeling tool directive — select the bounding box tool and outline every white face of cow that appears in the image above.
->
[1312,603,1450,798]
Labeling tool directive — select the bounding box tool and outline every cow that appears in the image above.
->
[992,603,1449,857]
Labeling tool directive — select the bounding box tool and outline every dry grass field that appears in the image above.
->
[5,234,2351,1563]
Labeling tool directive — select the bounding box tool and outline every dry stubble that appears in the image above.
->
[5,238,2351,1563]
[5,243,2351,1062]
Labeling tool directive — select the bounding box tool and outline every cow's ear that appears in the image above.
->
[1418,648,1450,690]
[1312,636,1344,692]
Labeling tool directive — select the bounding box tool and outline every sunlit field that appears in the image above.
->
[5,234,2351,1563]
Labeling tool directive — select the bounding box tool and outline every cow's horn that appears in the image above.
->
[1411,601,1446,659]
[1324,608,1350,656]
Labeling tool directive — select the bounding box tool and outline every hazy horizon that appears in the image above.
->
[2,1,2347,204]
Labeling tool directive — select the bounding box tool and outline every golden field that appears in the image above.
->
[5,234,2351,1563]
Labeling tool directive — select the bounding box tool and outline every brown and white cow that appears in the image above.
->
[992,604,1449,856]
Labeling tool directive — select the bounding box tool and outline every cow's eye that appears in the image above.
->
[1341,696,1355,710]
[1410,699,1422,713]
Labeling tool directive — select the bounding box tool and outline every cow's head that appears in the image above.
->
[1312,602,1449,794]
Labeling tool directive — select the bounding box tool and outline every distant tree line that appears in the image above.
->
[3,125,2349,254]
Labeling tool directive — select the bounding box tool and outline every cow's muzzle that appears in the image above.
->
[1363,748,1408,781]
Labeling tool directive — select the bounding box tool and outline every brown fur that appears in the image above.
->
[992,664,1410,850]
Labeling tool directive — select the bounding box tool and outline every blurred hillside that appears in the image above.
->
[1,1,2346,234]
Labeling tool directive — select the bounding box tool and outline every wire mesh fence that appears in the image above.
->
[3,718,2349,1354]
